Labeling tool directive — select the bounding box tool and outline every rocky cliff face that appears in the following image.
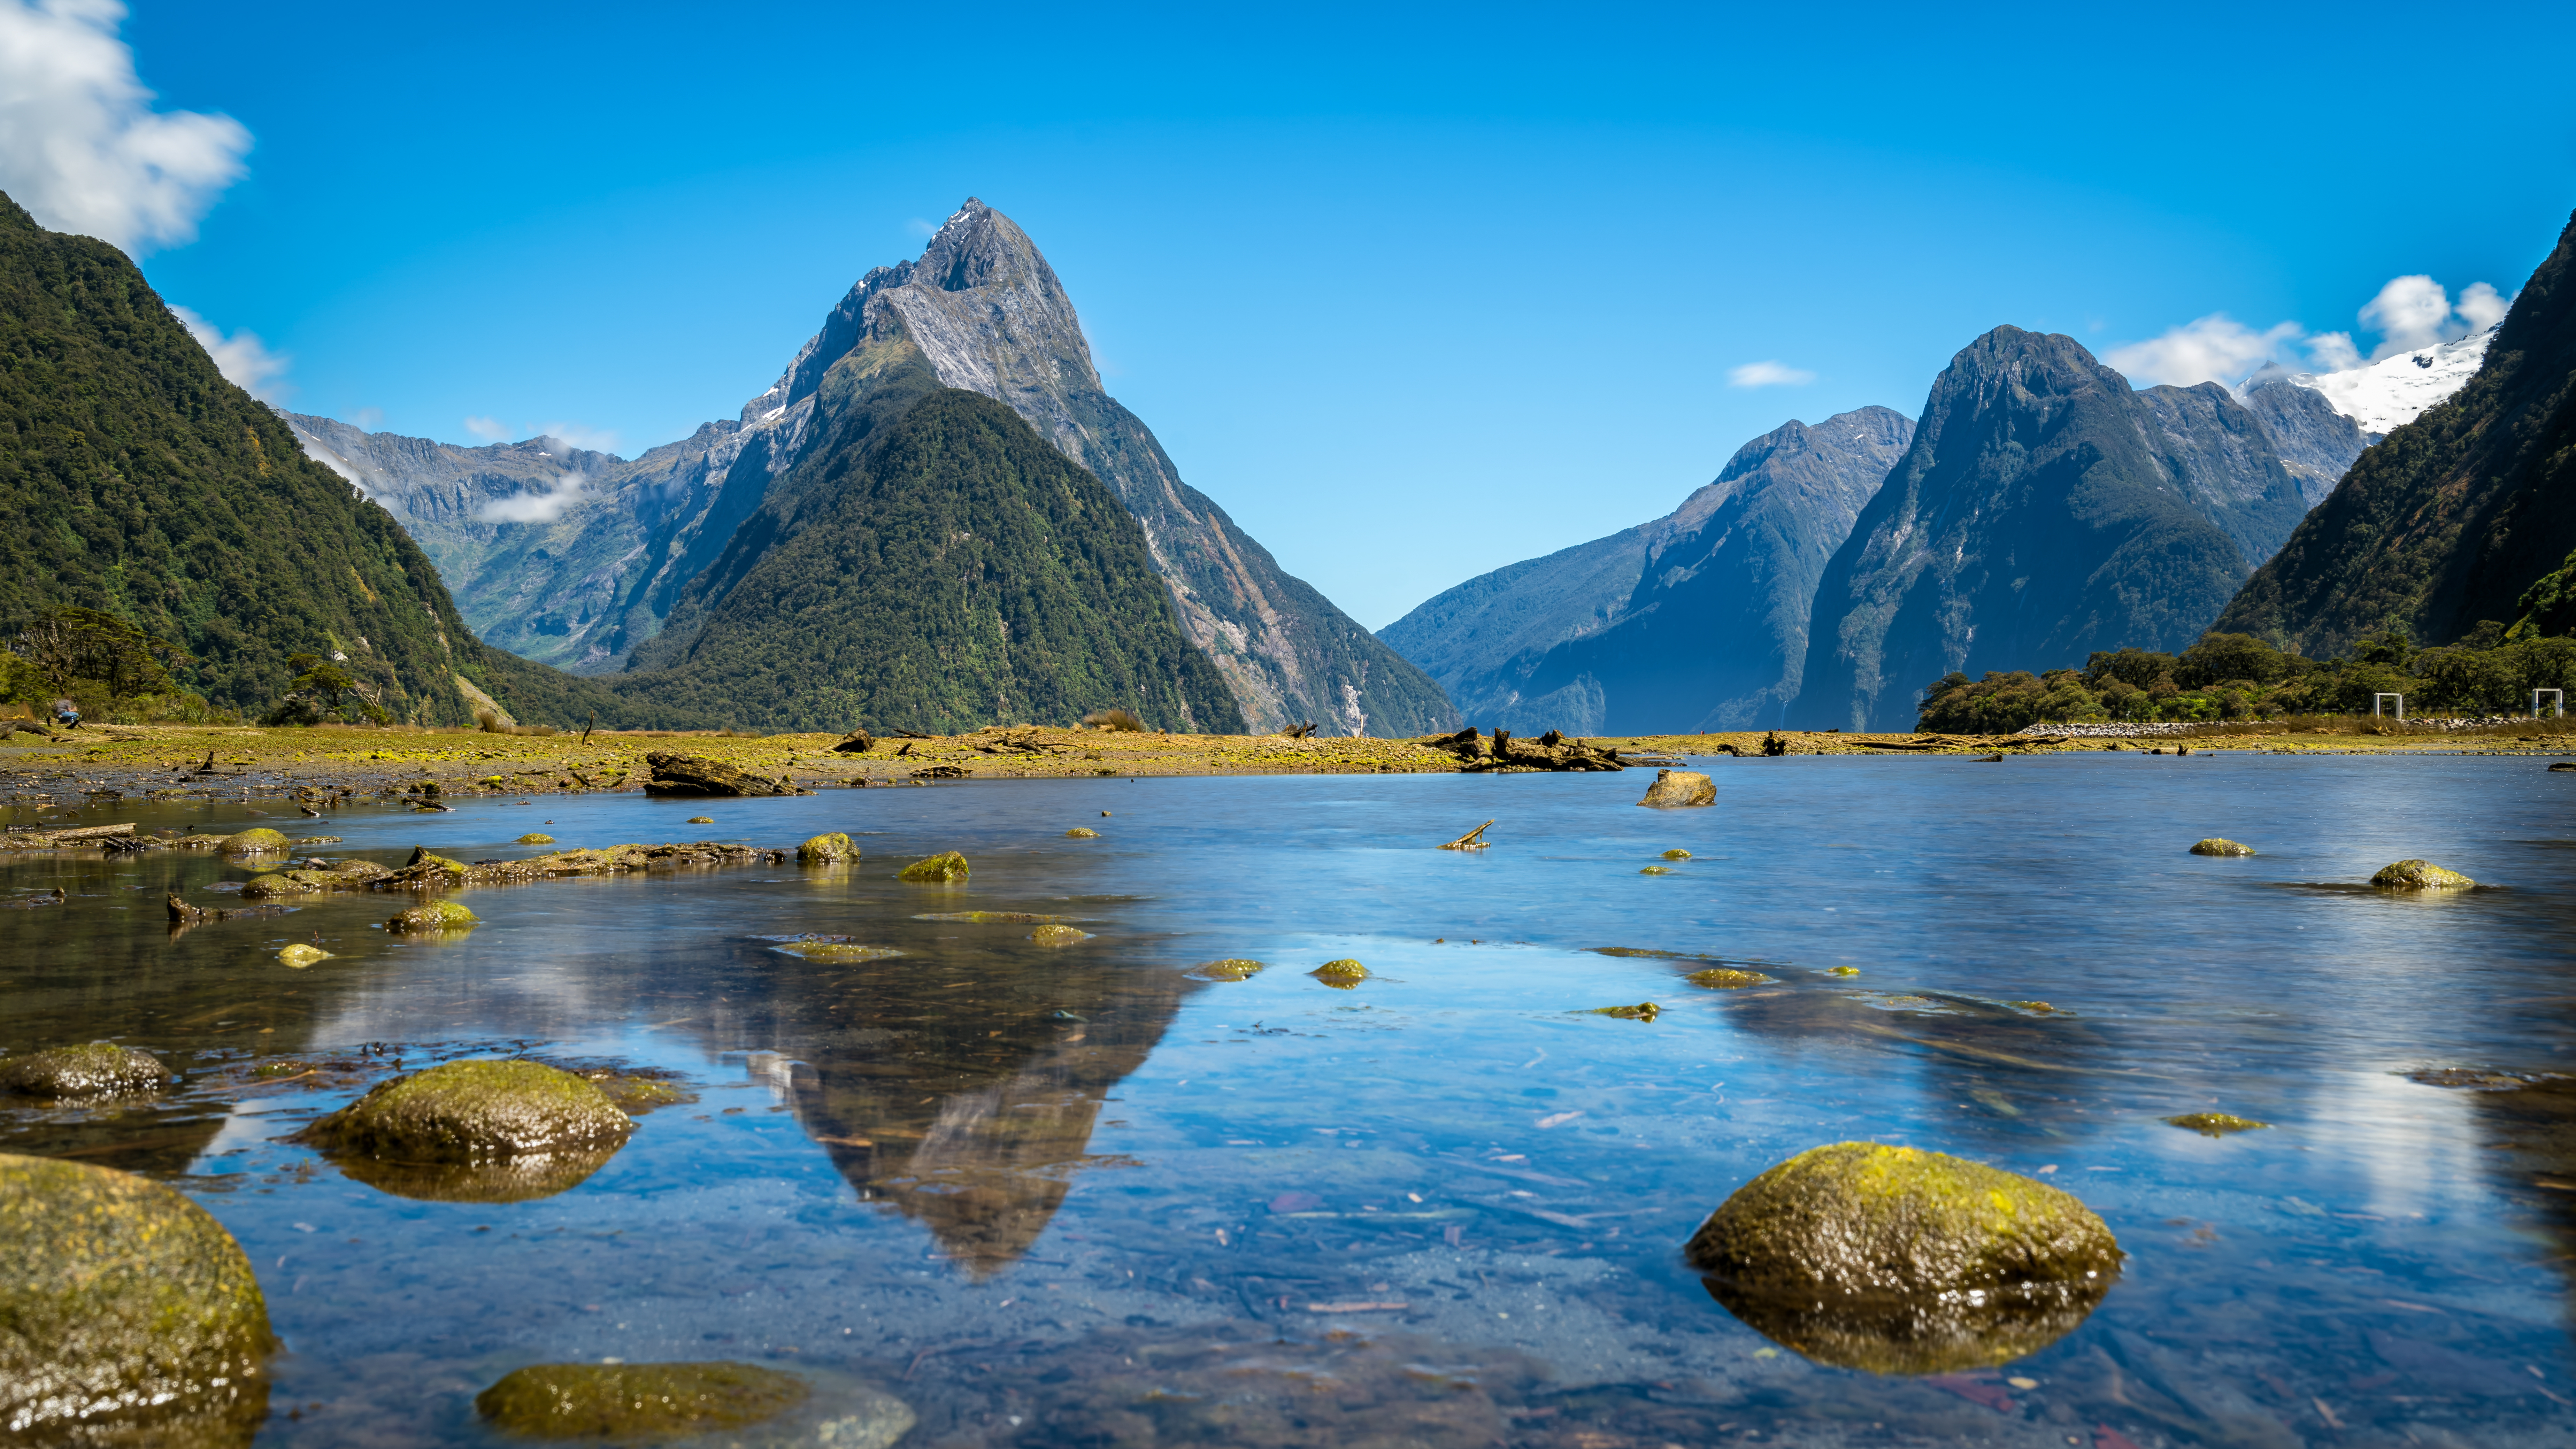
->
[1384,407,1914,732]
[2236,372,2374,507]
[2217,207,2576,654]
[1791,327,2309,732]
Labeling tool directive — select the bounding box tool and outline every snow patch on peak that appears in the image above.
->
[2271,324,2496,438]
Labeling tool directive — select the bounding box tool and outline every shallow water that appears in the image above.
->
[6,754,2575,1447]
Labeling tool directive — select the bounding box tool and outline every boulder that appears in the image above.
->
[2189,838,2256,856]
[218,827,290,854]
[1029,924,1093,946]
[299,1060,633,1203]
[387,901,479,933]
[797,832,857,862]
[1686,1141,2121,1373]
[643,752,810,797]
[1637,770,1716,808]
[1661,849,1693,860]
[0,1041,169,1098]
[1310,958,1368,987]
[475,1362,817,1441]
[896,851,970,883]
[0,1153,273,1443]
[1064,826,1100,838]
[2370,858,2476,889]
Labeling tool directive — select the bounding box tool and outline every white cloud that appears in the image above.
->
[2358,275,2456,359]
[1728,360,1816,388]
[169,304,290,401]
[476,471,589,524]
[2454,281,2509,332]
[531,421,622,456]
[0,0,250,254]
[2102,314,2301,389]
[2302,331,2363,373]
[463,415,511,442]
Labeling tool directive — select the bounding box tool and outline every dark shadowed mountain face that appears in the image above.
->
[1453,407,1915,733]
[1792,327,2309,733]
[2217,207,2576,656]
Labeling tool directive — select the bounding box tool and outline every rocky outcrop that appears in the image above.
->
[1,1153,274,1442]
[644,752,809,797]
[2239,370,2374,507]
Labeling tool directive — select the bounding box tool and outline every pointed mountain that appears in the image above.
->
[1384,407,1913,732]
[1791,327,2309,732]
[2216,207,2576,654]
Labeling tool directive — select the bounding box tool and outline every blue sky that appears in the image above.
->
[13,1,2576,627]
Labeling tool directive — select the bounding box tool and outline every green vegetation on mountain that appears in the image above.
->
[2217,206,2576,654]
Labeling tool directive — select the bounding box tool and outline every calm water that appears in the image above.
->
[5,755,2574,1448]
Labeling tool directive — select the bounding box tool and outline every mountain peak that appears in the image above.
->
[917,198,1048,294]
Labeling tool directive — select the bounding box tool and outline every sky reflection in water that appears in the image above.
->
[3,754,2573,1446]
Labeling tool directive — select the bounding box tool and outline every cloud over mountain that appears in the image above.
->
[2107,276,2514,388]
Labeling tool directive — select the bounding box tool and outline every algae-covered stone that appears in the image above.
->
[2189,838,2255,856]
[1065,826,1100,838]
[388,900,479,933]
[516,832,556,845]
[2166,1112,2269,1137]
[0,1152,273,1442]
[1030,924,1093,946]
[897,850,969,883]
[1686,968,1774,989]
[475,1361,808,1439]
[1310,958,1368,984]
[219,827,290,854]
[1639,865,1672,875]
[1638,770,1716,808]
[1686,1141,2121,1374]
[797,831,857,862]
[1661,848,1693,860]
[1188,959,1265,981]
[1826,966,1861,977]
[0,1041,169,1098]
[768,938,905,963]
[305,1059,633,1161]
[1591,1002,1661,1020]
[2370,858,2477,889]
[241,872,321,900]
[278,943,333,969]
[686,815,715,824]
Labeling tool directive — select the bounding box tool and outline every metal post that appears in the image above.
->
[2373,693,2404,720]
[2539,688,2566,719]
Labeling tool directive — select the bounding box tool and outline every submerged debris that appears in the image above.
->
[278,943,333,969]
[475,1361,819,1440]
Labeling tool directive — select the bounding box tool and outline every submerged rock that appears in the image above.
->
[897,851,970,883]
[388,900,479,933]
[1029,924,1093,946]
[1661,849,1693,860]
[644,751,810,797]
[0,1041,170,1098]
[219,827,290,854]
[797,831,857,862]
[475,1361,810,1439]
[1826,966,1861,977]
[1310,958,1368,988]
[2370,858,2477,889]
[2166,1112,2269,1137]
[1685,968,1775,989]
[686,816,715,824]
[1639,865,1672,875]
[1187,959,1266,981]
[1637,770,1716,808]
[516,832,555,845]
[277,943,333,969]
[2190,838,2256,856]
[768,938,904,963]
[1,1154,275,1442]
[1065,826,1100,838]
[1591,1002,1661,1020]
[1686,1141,2121,1373]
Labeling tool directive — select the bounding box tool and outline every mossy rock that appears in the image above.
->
[797,832,856,862]
[475,1361,808,1440]
[301,1059,633,1166]
[2166,1112,2269,1137]
[1029,924,1093,946]
[1309,958,1368,987]
[406,845,468,875]
[1187,959,1265,981]
[1827,966,1861,977]
[278,943,333,969]
[333,1147,623,1204]
[1637,770,1716,808]
[0,1153,273,1443]
[2188,838,2255,856]
[1685,968,1774,989]
[1639,865,1672,876]
[590,1075,692,1116]
[240,872,321,900]
[686,816,715,825]
[218,827,290,854]
[388,900,479,933]
[768,939,904,963]
[1064,827,1100,838]
[2370,858,2476,889]
[517,833,556,846]
[1661,848,1693,860]
[1686,1142,2121,1374]
[0,1042,169,1098]
[1591,1002,1661,1020]
[896,851,969,883]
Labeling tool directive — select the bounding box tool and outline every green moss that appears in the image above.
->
[0,1153,273,1442]
[1029,924,1093,946]
[2166,1112,2269,1137]
[1687,1142,2120,1374]
[516,832,556,845]
[1187,959,1265,981]
[220,827,290,854]
[2370,858,2477,889]
[796,831,856,862]
[896,851,969,883]
[388,900,479,933]
[2189,838,2255,856]
[1685,968,1774,990]
[476,1361,809,1440]
[0,1041,168,1097]
[1591,1002,1662,1020]
[301,1059,633,1164]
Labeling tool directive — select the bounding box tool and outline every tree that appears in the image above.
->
[15,607,187,699]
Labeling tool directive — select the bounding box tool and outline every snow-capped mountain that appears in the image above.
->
[2263,323,2498,440]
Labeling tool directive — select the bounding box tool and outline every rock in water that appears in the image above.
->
[1310,958,1368,988]
[1638,770,1716,808]
[475,1362,809,1439]
[1029,924,1092,946]
[516,832,555,845]
[2189,838,2256,856]
[220,827,290,854]
[896,851,969,883]
[0,1153,274,1442]
[1187,959,1265,981]
[277,943,333,969]
[2165,1112,2269,1137]
[1064,826,1100,838]
[0,1041,170,1097]
[1685,1141,2121,1373]
[2370,858,2476,889]
[298,1059,635,1203]
[388,901,479,933]
[643,752,810,797]
[797,831,857,862]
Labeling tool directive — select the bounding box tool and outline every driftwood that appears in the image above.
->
[642,752,810,797]
[1439,820,1494,851]
[1279,721,1316,739]
[1422,727,1626,773]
